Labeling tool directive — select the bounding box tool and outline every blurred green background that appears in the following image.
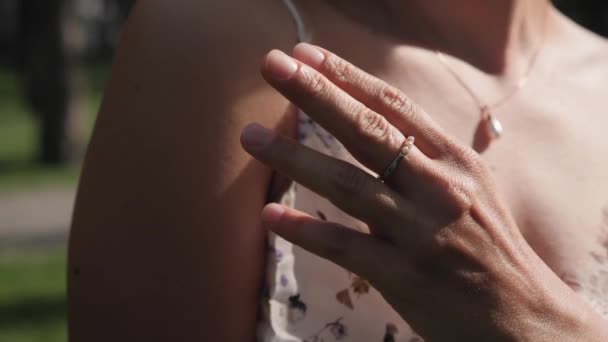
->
[0,63,107,341]
[0,1,606,341]
[0,1,129,341]
[0,65,107,190]
[0,65,108,342]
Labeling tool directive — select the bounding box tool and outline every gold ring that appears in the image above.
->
[377,136,415,183]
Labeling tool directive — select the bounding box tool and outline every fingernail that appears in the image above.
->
[293,43,325,68]
[261,203,285,227]
[241,123,273,150]
[265,50,298,80]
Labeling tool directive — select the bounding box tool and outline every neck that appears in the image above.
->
[384,0,553,75]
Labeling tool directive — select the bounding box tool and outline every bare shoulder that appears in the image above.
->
[109,0,297,97]
[89,0,300,164]
[129,0,296,58]
[70,2,299,340]
[83,0,300,197]
[86,0,300,187]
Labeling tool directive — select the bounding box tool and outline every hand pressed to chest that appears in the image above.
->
[416,79,608,315]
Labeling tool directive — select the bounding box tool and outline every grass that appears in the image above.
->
[0,64,109,342]
[0,248,68,342]
[0,64,107,190]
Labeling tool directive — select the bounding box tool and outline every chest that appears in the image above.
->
[292,1,608,319]
[385,64,608,286]
[306,19,608,306]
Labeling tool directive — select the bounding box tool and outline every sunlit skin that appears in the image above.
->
[68,0,608,340]
[242,43,608,341]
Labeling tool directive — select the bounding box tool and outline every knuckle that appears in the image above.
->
[432,173,476,214]
[325,55,355,82]
[303,71,329,99]
[379,85,406,111]
[321,227,352,261]
[450,144,488,176]
[453,168,489,215]
[379,85,418,118]
[430,227,460,253]
[428,228,478,271]
[448,178,478,213]
[423,227,492,288]
[354,107,392,142]
[462,149,487,173]
[441,139,465,157]
[441,139,475,162]
[331,162,369,200]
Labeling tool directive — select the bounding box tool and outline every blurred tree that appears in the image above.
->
[97,0,135,59]
[8,0,134,165]
[0,0,18,66]
[17,0,73,165]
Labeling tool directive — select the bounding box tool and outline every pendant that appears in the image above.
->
[481,106,503,139]
[486,114,503,139]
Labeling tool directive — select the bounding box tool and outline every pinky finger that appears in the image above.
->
[261,203,395,282]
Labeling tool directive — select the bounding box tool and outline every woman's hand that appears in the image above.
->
[240,43,607,341]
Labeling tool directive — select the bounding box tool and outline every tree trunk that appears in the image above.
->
[18,0,72,165]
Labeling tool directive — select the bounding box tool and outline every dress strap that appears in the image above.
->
[280,0,311,43]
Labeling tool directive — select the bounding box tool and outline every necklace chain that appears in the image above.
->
[433,12,549,115]
[435,49,541,113]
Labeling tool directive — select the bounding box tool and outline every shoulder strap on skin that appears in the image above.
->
[280,0,311,43]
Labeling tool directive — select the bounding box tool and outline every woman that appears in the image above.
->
[68,0,608,340]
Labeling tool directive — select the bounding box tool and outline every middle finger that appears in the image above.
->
[261,50,434,189]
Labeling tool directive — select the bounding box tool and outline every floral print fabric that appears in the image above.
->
[257,111,608,342]
[256,110,423,341]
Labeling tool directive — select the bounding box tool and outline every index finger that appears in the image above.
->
[292,43,454,159]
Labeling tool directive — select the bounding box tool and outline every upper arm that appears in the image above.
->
[68,1,296,340]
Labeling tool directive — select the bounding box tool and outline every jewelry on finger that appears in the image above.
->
[378,136,415,183]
